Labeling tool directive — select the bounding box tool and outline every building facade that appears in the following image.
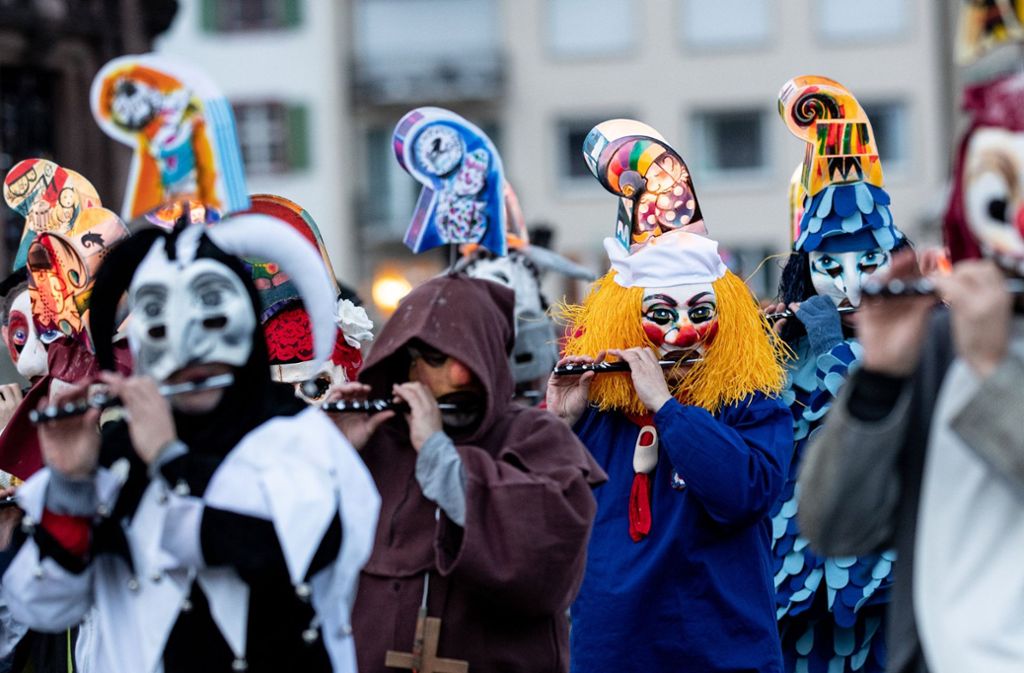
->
[159,0,953,310]
[156,0,357,284]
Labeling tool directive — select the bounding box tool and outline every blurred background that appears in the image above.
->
[0,0,963,321]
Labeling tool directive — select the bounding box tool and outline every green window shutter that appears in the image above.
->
[286,104,310,171]
[281,0,302,27]
[200,0,219,32]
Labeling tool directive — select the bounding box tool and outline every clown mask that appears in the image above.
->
[963,127,1024,273]
[808,248,891,309]
[128,253,255,383]
[5,291,50,383]
[641,283,718,360]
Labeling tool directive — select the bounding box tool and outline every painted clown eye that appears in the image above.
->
[39,329,62,345]
[858,250,888,275]
[814,255,843,278]
[11,328,26,347]
[687,304,715,323]
[645,307,677,325]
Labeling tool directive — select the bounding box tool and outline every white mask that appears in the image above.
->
[808,248,892,308]
[6,291,49,382]
[963,127,1024,272]
[127,248,255,382]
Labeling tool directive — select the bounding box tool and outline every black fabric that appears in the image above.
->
[161,580,332,673]
[31,526,89,575]
[161,509,342,673]
[200,508,342,583]
[9,629,75,673]
[847,369,908,422]
[88,227,165,372]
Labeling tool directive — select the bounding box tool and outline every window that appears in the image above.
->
[556,117,630,185]
[548,0,635,57]
[679,0,772,49]
[201,0,301,32]
[692,109,768,176]
[863,101,908,168]
[818,0,907,42]
[233,102,309,175]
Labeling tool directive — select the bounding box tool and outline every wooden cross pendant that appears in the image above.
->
[385,614,469,673]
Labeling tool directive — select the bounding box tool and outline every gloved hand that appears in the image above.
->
[796,295,844,356]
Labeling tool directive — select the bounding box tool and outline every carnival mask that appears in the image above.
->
[641,283,718,359]
[393,107,506,255]
[808,248,891,308]
[5,291,49,382]
[128,253,255,382]
[963,127,1024,272]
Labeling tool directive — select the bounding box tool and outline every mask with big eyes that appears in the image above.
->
[808,248,891,308]
[5,291,48,381]
[963,128,1024,270]
[128,254,256,383]
[640,283,718,360]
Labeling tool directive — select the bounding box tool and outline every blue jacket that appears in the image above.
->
[571,393,792,673]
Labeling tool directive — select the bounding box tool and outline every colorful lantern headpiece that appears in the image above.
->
[778,75,903,253]
[392,107,506,255]
[583,119,705,250]
[244,194,371,386]
[91,52,249,221]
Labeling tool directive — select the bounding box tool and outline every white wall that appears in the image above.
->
[155,0,358,284]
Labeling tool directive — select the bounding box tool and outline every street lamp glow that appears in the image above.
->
[372,274,412,312]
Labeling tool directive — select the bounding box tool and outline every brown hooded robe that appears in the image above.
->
[352,274,604,673]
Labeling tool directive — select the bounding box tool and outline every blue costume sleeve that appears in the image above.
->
[654,394,793,526]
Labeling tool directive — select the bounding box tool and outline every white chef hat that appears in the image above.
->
[604,229,728,288]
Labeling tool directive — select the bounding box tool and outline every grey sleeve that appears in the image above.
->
[415,431,467,527]
[952,353,1024,494]
[797,375,911,556]
[44,471,98,517]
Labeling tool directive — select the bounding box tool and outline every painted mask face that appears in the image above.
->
[641,283,718,359]
[5,291,49,382]
[808,248,891,308]
[963,127,1024,272]
[128,251,255,383]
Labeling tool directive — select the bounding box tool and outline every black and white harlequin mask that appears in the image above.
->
[92,215,337,385]
[128,247,256,381]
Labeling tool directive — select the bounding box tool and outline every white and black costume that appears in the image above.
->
[2,217,380,673]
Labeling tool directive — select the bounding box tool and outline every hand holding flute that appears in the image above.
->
[322,382,397,451]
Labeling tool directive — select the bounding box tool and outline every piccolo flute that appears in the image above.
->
[765,306,857,322]
[862,277,1024,298]
[320,399,461,414]
[552,357,701,377]
[28,373,236,424]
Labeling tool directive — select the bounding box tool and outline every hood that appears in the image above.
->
[360,274,515,442]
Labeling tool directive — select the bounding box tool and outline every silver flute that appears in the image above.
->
[552,357,701,377]
[320,398,460,414]
[29,373,236,424]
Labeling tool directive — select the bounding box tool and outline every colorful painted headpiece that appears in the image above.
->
[787,164,806,246]
[944,72,1024,271]
[583,119,705,250]
[392,107,506,255]
[956,0,1024,66]
[778,76,903,253]
[91,53,249,220]
[3,160,129,348]
[245,195,371,388]
[3,159,103,270]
